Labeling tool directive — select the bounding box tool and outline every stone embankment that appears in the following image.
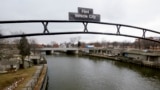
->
[87,54,160,69]
[23,64,48,90]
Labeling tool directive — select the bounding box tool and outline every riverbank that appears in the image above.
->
[1,64,48,90]
[86,54,160,69]
[0,66,36,90]
[23,64,48,90]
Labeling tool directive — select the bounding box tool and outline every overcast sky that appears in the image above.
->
[0,0,160,44]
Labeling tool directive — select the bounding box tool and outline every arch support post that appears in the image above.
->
[42,22,49,33]
[116,25,121,35]
[83,22,88,32]
[142,29,146,38]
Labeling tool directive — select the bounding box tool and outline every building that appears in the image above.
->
[123,50,160,67]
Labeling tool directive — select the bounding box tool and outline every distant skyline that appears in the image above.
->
[0,0,160,44]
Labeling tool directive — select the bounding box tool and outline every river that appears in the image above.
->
[46,54,160,90]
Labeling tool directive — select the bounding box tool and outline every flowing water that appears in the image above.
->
[46,54,160,90]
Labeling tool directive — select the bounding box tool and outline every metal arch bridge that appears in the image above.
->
[0,20,160,43]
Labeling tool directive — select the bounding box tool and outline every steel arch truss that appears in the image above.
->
[0,20,160,43]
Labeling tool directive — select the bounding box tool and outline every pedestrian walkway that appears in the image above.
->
[23,65,43,90]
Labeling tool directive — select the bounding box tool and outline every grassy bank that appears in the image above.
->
[0,66,36,90]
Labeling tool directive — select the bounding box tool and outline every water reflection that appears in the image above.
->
[87,56,160,80]
[113,61,160,80]
[47,55,160,90]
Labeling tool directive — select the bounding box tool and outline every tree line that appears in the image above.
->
[0,32,37,69]
[50,38,160,50]
[1,32,160,69]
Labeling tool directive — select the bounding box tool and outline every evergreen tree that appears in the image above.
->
[78,41,81,48]
[18,36,30,69]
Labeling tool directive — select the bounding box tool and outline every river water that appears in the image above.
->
[46,54,160,90]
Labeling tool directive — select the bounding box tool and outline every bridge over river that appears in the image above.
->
[36,47,123,55]
[37,47,80,54]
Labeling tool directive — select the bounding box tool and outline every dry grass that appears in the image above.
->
[0,66,36,90]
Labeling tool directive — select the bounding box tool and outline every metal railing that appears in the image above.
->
[0,20,160,43]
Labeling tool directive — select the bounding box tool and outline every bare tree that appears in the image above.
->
[101,40,108,48]
[134,37,157,50]
[0,30,5,60]
[0,30,3,41]
[29,38,38,55]
[70,36,81,47]
[70,37,76,45]
[112,41,119,48]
